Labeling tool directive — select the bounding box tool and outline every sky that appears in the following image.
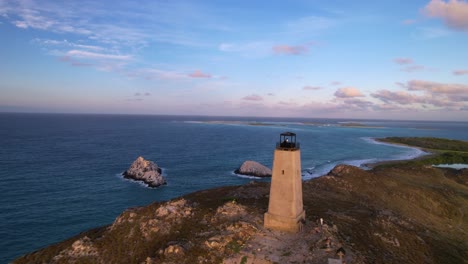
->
[1,0,468,121]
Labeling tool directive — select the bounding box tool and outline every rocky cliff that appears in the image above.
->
[13,138,468,263]
[235,160,272,177]
[123,156,166,188]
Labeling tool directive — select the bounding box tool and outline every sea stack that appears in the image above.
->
[235,160,272,177]
[264,132,305,232]
[123,156,166,188]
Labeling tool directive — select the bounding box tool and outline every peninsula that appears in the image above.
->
[14,137,468,263]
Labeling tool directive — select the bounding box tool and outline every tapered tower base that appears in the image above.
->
[264,210,305,232]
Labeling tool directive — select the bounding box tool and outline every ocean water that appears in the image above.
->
[1,113,467,262]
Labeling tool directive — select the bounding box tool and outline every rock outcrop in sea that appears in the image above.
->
[123,156,166,187]
[235,160,272,177]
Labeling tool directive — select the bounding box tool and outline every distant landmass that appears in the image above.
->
[14,137,468,263]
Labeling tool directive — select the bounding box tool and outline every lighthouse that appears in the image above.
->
[264,132,305,232]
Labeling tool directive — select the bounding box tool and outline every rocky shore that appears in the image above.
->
[13,137,468,263]
[235,160,272,177]
[123,156,166,188]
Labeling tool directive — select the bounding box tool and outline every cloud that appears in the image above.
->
[340,98,375,110]
[242,94,263,101]
[393,57,427,73]
[371,90,424,105]
[33,38,105,52]
[286,16,336,36]
[406,79,468,94]
[453,69,468,75]
[423,0,468,31]
[303,86,322,90]
[134,69,186,80]
[272,45,308,55]
[401,65,426,72]
[330,81,341,86]
[371,80,468,111]
[393,57,414,65]
[59,56,94,67]
[66,50,132,61]
[218,41,273,57]
[334,87,365,98]
[402,19,417,25]
[188,70,211,78]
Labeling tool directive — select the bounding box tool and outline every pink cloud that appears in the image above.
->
[393,57,414,65]
[59,56,93,67]
[340,98,375,110]
[402,19,417,25]
[188,70,211,78]
[402,65,426,72]
[406,80,468,94]
[334,87,365,98]
[371,90,424,105]
[423,0,468,31]
[272,45,308,55]
[242,94,263,101]
[303,86,322,90]
[453,69,468,75]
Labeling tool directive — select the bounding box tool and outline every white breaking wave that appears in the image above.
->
[433,164,468,169]
[361,137,429,161]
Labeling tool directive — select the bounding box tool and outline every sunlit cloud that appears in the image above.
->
[371,90,424,105]
[218,41,273,57]
[406,79,468,94]
[303,86,322,90]
[188,70,211,78]
[334,87,365,98]
[272,45,308,55]
[242,94,263,101]
[393,57,414,65]
[402,65,426,72]
[371,80,468,110]
[453,69,468,75]
[393,57,427,73]
[423,0,468,31]
[33,38,105,52]
[58,56,93,67]
[66,50,132,61]
[402,19,417,25]
[285,16,336,36]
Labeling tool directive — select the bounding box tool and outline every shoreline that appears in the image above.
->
[15,140,468,263]
[362,137,432,169]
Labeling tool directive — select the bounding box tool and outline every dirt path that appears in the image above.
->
[224,220,358,264]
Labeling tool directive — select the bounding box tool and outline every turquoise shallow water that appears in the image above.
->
[1,113,467,262]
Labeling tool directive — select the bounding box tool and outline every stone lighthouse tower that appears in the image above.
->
[264,132,305,232]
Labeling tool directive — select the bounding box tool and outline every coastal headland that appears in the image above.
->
[14,137,468,263]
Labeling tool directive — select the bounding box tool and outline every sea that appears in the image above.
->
[1,113,467,262]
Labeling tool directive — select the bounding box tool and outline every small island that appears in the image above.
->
[14,137,468,263]
[235,160,272,177]
[123,156,166,188]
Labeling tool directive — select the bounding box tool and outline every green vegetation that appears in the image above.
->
[240,256,248,264]
[379,137,468,152]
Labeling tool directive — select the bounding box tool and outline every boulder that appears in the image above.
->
[235,160,272,177]
[123,156,166,187]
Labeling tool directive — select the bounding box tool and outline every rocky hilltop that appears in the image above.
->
[235,160,272,177]
[123,156,166,188]
[14,137,468,263]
